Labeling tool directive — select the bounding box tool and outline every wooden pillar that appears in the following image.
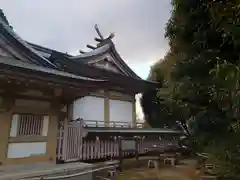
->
[104,97,110,123]
[0,110,12,165]
[0,96,14,165]
[104,91,110,125]
[118,137,123,172]
[46,100,60,163]
[132,98,136,126]
[135,138,139,161]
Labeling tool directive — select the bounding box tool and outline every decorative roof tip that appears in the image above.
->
[94,24,104,40]
[86,44,96,50]
[77,24,115,56]
[94,24,115,42]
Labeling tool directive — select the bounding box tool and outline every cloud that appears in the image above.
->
[1,0,171,69]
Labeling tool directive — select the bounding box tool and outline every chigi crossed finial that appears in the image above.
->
[94,24,104,40]
[94,24,115,41]
[79,24,116,54]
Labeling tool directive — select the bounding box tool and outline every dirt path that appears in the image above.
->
[157,168,196,180]
[117,167,200,180]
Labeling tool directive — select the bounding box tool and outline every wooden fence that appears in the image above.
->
[57,120,177,162]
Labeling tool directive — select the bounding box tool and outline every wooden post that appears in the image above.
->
[62,112,69,161]
[132,99,136,126]
[135,137,139,161]
[46,100,60,163]
[104,92,109,125]
[118,137,123,172]
[0,96,14,165]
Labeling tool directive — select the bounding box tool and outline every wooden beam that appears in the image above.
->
[0,72,104,92]
[79,50,86,54]
[0,93,52,102]
[94,37,103,42]
[53,87,63,97]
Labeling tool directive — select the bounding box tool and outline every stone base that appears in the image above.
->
[108,170,116,177]
[0,161,117,180]
[164,157,176,166]
[147,160,158,169]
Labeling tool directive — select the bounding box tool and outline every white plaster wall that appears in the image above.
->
[7,142,47,158]
[73,96,104,121]
[109,100,133,123]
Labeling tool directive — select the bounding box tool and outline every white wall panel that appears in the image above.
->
[7,142,46,158]
[109,100,132,123]
[73,96,104,121]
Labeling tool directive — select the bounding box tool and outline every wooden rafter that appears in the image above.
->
[86,44,96,50]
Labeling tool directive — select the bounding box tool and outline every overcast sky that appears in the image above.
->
[1,0,171,119]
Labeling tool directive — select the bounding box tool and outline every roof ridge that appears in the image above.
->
[0,9,10,26]
[0,14,58,69]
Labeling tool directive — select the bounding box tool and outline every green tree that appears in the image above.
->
[140,59,168,128]
[141,52,191,132]
[164,0,240,177]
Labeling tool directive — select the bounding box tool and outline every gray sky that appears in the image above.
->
[1,0,171,78]
[1,0,171,118]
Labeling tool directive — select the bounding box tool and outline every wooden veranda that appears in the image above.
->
[57,119,184,163]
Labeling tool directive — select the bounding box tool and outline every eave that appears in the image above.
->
[56,57,159,93]
[109,41,141,79]
[0,56,107,90]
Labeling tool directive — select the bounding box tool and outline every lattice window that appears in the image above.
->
[17,114,44,136]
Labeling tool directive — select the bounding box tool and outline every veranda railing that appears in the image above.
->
[57,119,180,162]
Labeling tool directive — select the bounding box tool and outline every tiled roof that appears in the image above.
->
[0,56,106,82]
